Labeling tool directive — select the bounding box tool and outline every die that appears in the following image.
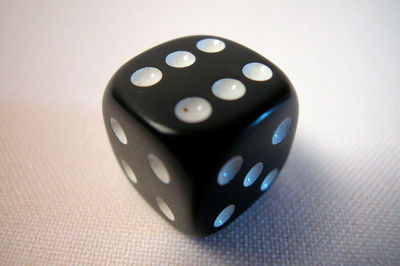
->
[102,35,298,237]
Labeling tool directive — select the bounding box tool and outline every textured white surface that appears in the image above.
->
[0,0,399,264]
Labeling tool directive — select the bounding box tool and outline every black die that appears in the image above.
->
[102,35,299,236]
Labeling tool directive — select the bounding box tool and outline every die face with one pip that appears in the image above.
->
[102,35,298,237]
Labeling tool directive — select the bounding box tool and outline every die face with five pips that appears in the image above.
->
[102,35,298,236]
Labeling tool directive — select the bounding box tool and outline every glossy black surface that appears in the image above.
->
[103,35,299,237]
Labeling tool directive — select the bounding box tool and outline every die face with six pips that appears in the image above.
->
[102,35,298,236]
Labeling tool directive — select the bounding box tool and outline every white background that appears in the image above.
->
[1,0,399,264]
